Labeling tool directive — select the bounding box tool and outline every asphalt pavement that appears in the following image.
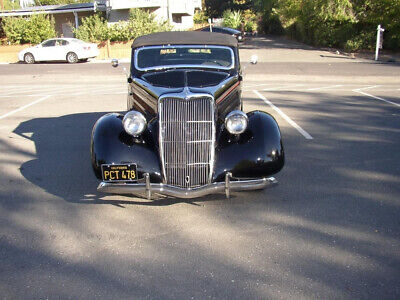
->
[0,36,399,299]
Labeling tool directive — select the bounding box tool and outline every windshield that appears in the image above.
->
[134,45,235,71]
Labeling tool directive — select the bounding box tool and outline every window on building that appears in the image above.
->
[172,14,182,23]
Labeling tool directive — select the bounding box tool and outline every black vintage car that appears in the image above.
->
[91,31,284,199]
[197,26,245,42]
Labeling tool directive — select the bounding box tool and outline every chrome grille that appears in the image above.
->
[159,96,215,188]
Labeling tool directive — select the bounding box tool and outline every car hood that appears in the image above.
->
[141,69,230,88]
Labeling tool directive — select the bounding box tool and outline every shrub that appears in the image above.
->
[3,0,20,10]
[261,10,284,35]
[2,14,56,44]
[33,0,87,5]
[75,9,172,43]
[193,10,208,24]
[242,9,258,32]
[108,21,131,42]
[1,17,26,44]
[223,10,243,30]
[126,8,171,39]
[74,14,109,42]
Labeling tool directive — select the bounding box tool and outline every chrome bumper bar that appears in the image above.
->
[97,173,278,199]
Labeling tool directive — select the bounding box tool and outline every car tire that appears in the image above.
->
[24,53,35,64]
[66,52,78,63]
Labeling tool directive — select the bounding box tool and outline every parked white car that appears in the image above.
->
[18,38,99,64]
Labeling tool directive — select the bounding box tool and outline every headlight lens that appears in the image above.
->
[225,110,248,135]
[122,111,146,136]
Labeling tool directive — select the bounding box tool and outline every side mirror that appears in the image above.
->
[111,58,119,68]
[250,55,258,65]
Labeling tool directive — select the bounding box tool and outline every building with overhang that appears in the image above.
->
[0,0,202,38]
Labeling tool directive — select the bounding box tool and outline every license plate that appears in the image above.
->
[101,164,137,182]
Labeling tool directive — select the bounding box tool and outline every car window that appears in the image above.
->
[135,45,234,71]
[59,40,69,46]
[42,40,56,47]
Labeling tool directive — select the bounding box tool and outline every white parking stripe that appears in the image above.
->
[306,85,343,91]
[0,95,51,120]
[353,90,400,108]
[1,86,62,96]
[0,85,125,98]
[244,83,273,88]
[253,90,314,140]
[353,85,381,91]
[261,84,305,91]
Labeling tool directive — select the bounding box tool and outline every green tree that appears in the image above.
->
[205,0,252,18]
[354,0,400,50]
[271,0,400,50]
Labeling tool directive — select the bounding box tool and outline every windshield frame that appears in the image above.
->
[134,45,235,72]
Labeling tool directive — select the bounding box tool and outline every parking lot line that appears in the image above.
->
[0,95,51,120]
[1,86,63,96]
[244,83,273,88]
[261,84,305,91]
[253,90,314,140]
[353,90,400,108]
[353,86,400,108]
[306,85,344,91]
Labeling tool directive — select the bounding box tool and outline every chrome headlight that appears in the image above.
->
[225,110,248,135]
[122,111,147,136]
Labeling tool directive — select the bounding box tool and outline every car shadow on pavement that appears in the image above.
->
[13,112,102,202]
[12,112,234,206]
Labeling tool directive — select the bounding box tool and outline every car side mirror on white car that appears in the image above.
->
[111,59,119,68]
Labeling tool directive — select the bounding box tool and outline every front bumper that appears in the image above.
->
[97,173,278,199]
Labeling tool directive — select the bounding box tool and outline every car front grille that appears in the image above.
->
[159,95,215,188]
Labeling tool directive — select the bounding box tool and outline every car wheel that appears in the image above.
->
[24,53,35,64]
[66,52,78,63]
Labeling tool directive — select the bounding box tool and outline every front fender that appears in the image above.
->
[213,111,284,181]
[90,113,162,183]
